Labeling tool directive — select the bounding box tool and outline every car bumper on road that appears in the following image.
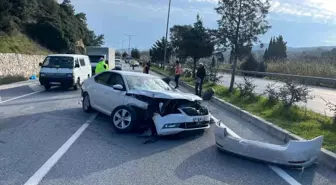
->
[39,76,75,87]
[214,120,323,168]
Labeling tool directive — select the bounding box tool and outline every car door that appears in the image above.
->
[79,58,87,82]
[73,58,81,83]
[90,72,112,114]
[100,72,127,114]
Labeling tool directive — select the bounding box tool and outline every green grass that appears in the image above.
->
[0,75,27,85]
[0,33,51,55]
[151,66,336,153]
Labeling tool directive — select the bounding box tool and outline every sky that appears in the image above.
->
[65,0,336,50]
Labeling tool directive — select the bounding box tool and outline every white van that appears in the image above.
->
[38,54,92,91]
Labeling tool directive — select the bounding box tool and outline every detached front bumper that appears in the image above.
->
[214,120,323,168]
[39,76,75,87]
[153,113,211,136]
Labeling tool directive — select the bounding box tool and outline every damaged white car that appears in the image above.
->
[213,117,324,168]
[81,70,211,135]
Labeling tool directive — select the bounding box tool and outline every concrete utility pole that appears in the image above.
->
[124,34,135,56]
[163,0,172,68]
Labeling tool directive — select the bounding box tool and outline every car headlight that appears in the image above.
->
[40,73,46,77]
[163,123,180,129]
[66,73,73,77]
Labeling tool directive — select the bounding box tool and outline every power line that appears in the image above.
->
[124,34,135,55]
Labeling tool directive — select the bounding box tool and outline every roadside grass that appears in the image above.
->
[151,66,336,153]
[0,33,51,55]
[267,61,336,78]
[0,75,27,85]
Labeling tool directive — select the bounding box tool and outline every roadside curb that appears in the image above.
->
[153,69,336,170]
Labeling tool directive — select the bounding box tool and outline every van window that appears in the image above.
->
[75,58,80,67]
[42,56,74,68]
[80,58,85,66]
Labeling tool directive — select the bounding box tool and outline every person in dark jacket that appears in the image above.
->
[195,63,206,96]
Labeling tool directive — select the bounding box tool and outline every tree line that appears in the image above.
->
[0,0,104,53]
[149,0,291,92]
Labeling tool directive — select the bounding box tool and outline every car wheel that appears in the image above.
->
[82,93,93,112]
[111,105,137,133]
[73,78,80,90]
[44,84,51,91]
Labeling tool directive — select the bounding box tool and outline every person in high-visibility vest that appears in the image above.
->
[95,57,109,74]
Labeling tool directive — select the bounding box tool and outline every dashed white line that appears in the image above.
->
[24,113,97,185]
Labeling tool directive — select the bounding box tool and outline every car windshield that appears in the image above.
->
[42,56,74,68]
[124,75,172,91]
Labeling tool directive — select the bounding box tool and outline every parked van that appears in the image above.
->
[38,54,92,90]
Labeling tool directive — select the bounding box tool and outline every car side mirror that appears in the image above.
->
[75,64,80,68]
[112,84,124,90]
[39,63,42,67]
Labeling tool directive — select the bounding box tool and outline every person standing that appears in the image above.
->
[143,62,149,74]
[174,60,182,88]
[195,63,206,96]
[95,57,109,74]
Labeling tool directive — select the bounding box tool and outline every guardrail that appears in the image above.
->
[220,69,336,88]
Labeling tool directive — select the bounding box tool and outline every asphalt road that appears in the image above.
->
[218,73,335,116]
[0,63,335,185]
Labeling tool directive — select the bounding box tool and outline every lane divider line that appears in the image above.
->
[0,90,44,104]
[175,87,301,185]
[23,113,98,185]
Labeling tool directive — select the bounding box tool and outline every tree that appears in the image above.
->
[264,35,287,61]
[150,37,172,66]
[170,25,192,61]
[215,0,271,92]
[131,48,140,59]
[122,52,128,58]
[116,51,121,57]
[178,14,214,77]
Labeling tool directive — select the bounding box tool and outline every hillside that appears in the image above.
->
[0,0,104,54]
[0,34,51,55]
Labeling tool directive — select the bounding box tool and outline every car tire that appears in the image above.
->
[44,84,51,91]
[111,105,137,133]
[82,93,93,113]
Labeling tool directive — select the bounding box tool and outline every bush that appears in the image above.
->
[278,80,314,107]
[240,54,267,77]
[236,76,256,97]
[322,99,336,125]
[263,83,281,105]
[0,75,26,85]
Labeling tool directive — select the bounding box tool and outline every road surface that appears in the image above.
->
[0,63,335,185]
[218,73,336,116]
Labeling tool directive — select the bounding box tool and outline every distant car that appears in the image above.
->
[114,59,122,70]
[130,60,140,67]
[81,71,211,135]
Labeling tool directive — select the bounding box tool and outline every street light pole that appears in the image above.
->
[124,34,135,56]
[163,0,172,69]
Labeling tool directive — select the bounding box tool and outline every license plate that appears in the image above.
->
[50,82,61,85]
[193,117,205,122]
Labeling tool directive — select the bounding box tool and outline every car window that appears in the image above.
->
[94,72,111,85]
[80,58,85,66]
[107,73,125,89]
[42,56,74,68]
[124,75,172,91]
[75,58,80,67]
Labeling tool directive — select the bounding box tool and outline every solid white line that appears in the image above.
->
[0,90,44,104]
[24,113,97,185]
[176,87,301,185]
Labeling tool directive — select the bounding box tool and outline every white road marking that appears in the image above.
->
[0,91,44,104]
[174,87,301,185]
[23,113,97,185]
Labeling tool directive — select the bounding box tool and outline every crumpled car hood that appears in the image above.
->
[127,89,202,101]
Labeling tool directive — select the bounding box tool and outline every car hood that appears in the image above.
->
[127,89,202,101]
